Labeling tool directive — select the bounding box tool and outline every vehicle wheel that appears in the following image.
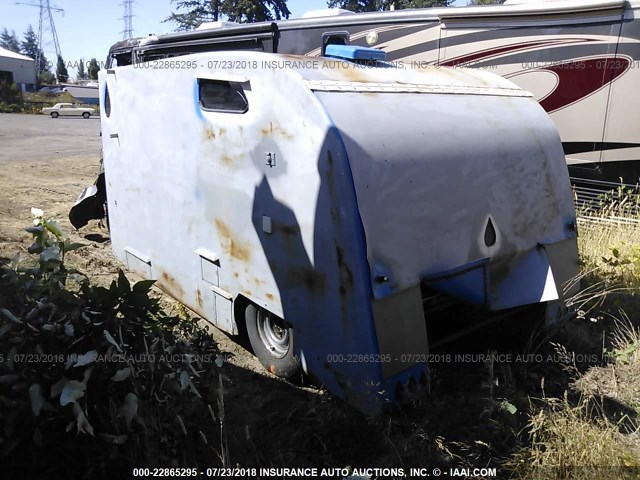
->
[245,304,300,378]
[82,112,90,119]
[51,112,59,118]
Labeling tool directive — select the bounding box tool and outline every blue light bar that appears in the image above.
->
[324,44,386,62]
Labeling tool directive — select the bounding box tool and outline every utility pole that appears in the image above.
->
[16,1,64,75]
[122,0,134,40]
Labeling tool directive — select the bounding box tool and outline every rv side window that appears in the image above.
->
[198,79,248,114]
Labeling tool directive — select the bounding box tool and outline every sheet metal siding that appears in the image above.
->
[317,90,576,300]
[602,4,640,166]
[0,55,36,86]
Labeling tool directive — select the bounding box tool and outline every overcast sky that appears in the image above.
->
[1,0,464,78]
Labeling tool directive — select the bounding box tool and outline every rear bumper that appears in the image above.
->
[424,237,579,310]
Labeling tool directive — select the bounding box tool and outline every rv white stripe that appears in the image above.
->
[306,80,532,97]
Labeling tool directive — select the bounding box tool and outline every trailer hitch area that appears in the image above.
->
[69,172,107,230]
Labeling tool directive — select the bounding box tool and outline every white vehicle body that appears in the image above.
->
[97,48,578,411]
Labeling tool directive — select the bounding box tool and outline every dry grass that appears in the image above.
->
[508,318,640,479]
[504,193,640,479]
[507,393,640,480]
[575,313,640,411]
[577,192,640,291]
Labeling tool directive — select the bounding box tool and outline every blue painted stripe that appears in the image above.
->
[194,79,204,120]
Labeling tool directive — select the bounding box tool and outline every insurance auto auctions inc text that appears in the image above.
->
[251,466,497,478]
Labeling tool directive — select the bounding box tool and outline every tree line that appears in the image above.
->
[0,26,100,85]
[2,0,508,86]
[165,0,505,31]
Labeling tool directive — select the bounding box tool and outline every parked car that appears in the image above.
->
[42,103,96,118]
[38,86,64,95]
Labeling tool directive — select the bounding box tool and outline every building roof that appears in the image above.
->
[0,46,35,62]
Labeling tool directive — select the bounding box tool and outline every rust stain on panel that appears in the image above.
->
[261,122,274,136]
[274,222,297,236]
[196,288,203,309]
[156,270,185,300]
[221,153,234,166]
[266,293,274,300]
[340,65,370,83]
[287,268,326,293]
[336,243,354,325]
[261,121,293,140]
[215,218,251,262]
[204,127,226,142]
[336,245,354,289]
[204,128,216,141]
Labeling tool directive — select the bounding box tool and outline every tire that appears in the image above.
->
[51,112,59,118]
[82,112,90,119]
[245,304,300,378]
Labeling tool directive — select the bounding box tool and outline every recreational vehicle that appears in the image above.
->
[73,43,579,412]
[102,0,640,202]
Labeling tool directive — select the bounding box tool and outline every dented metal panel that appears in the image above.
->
[317,87,577,309]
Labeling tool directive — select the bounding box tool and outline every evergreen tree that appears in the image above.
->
[467,0,505,4]
[326,0,453,11]
[166,0,290,31]
[87,58,100,80]
[0,28,21,53]
[38,71,56,85]
[56,55,69,82]
[21,25,50,74]
[77,59,86,80]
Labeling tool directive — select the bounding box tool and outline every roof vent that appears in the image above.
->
[196,21,240,31]
[301,8,355,18]
[324,44,386,62]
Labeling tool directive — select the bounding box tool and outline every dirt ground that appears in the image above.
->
[5,114,639,473]
[0,112,272,381]
[0,115,378,469]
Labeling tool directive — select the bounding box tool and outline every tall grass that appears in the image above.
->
[575,190,640,319]
[504,191,640,478]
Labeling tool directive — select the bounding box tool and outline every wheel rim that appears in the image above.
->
[256,310,289,359]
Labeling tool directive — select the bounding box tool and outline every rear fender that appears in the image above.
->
[69,172,107,229]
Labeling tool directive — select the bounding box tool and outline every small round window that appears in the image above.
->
[104,84,111,117]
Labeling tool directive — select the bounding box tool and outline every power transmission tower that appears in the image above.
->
[121,0,134,40]
[16,1,64,75]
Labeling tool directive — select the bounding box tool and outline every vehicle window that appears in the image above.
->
[198,79,248,114]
